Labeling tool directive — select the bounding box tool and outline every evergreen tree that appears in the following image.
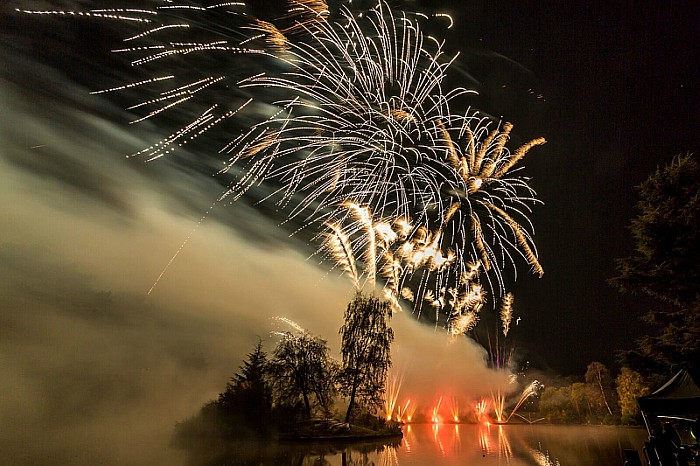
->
[217,340,273,436]
[611,153,700,374]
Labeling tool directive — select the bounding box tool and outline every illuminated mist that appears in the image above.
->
[1,67,517,464]
[0,2,544,464]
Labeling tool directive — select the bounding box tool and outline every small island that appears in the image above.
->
[172,294,402,458]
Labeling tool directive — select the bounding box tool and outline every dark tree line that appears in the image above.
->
[172,292,395,446]
[541,154,699,425]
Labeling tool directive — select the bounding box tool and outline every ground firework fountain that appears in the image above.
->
[474,398,491,423]
[506,380,543,423]
[449,396,460,423]
[383,370,404,421]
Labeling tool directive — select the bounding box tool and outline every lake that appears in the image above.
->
[180,423,649,466]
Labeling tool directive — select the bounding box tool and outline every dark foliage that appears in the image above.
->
[268,331,338,419]
[216,339,274,437]
[338,293,394,424]
[172,340,274,447]
[611,153,700,375]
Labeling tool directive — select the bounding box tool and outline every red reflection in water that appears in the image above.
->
[479,423,491,455]
[403,424,414,453]
[431,423,445,455]
[498,425,513,461]
[428,422,466,458]
[388,424,646,465]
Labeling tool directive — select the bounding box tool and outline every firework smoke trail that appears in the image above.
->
[321,221,360,289]
[19,1,546,333]
[270,316,306,337]
[146,197,225,295]
[344,202,378,289]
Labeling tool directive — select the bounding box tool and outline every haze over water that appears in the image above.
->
[178,424,648,466]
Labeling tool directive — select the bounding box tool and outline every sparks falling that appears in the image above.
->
[500,292,514,337]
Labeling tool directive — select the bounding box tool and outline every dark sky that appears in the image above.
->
[423,0,698,374]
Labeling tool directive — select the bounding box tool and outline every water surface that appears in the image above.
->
[182,424,648,466]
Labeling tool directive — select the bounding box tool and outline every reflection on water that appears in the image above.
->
[181,424,647,466]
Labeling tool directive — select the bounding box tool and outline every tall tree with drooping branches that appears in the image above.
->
[337,293,394,424]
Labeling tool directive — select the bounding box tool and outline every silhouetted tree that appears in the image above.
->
[268,331,338,419]
[172,340,275,447]
[611,153,700,374]
[216,339,273,436]
[337,293,394,424]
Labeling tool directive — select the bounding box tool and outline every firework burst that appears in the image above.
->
[19,1,547,334]
[318,201,492,330]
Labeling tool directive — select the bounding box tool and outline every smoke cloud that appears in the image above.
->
[0,19,512,466]
[391,314,513,418]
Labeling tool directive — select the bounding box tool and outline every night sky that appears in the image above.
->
[435,1,698,374]
[0,1,698,463]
